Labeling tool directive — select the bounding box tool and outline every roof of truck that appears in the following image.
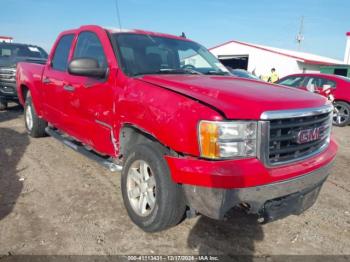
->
[59,25,192,42]
[105,27,192,41]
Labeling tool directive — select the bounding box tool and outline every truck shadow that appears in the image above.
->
[0,103,23,123]
[0,128,29,221]
[187,208,264,259]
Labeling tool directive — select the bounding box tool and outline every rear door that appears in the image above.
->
[63,31,115,155]
[41,34,74,129]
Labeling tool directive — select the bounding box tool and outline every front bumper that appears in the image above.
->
[183,161,332,221]
[0,81,18,101]
[166,138,337,221]
[166,139,337,189]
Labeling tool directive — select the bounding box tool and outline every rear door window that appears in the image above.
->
[305,77,336,91]
[319,77,336,89]
[304,77,317,92]
[51,34,74,71]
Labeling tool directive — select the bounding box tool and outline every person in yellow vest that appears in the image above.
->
[268,68,279,83]
[260,74,269,82]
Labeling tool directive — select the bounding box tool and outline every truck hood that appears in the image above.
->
[139,75,327,119]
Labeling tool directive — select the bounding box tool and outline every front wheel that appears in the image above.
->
[333,101,350,127]
[121,143,186,232]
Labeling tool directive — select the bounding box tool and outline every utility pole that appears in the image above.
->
[296,16,304,51]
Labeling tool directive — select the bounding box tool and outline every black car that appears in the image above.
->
[0,42,48,110]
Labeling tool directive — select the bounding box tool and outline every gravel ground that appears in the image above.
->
[0,104,349,256]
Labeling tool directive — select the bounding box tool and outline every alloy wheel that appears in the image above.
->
[126,160,156,217]
[333,104,350,125]
[25,105,33,131]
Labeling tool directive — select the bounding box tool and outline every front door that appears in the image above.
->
[63,31,115,156]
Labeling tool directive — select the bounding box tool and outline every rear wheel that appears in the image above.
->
[24,94,47,137]
[121,143,186,232]
[333,101,350,127]
[0,99,7,111]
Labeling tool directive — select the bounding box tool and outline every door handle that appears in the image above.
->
[42,78,51,84]
[63,85,75,92]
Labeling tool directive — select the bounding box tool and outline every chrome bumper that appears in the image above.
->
[183,160,333,221]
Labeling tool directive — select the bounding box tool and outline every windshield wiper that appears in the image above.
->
[134,68,202,76]
[205,70,229,75]
[159,68,202,75]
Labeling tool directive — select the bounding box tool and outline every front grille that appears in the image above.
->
[0,67,16,83]
[267,111,332,165]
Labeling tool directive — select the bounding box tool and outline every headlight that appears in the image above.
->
[198,121,258,159]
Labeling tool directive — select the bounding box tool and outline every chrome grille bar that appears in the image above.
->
[259,105,333,166]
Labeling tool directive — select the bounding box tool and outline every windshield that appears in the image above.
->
[0,44,48,60]
[111,33,229,76]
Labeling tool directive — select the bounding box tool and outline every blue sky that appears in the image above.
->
[1,0,349,60]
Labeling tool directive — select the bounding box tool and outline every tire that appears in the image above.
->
[333,101,350,127]
[24,94,47,137]
[0,99,7,111]
[121,143,186,232]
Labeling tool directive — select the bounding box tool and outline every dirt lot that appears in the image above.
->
[0,104,349,256]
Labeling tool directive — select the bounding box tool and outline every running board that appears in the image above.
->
[45,127,122,172]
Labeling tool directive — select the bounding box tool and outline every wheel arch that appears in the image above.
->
[334,99,350,105]
[118,124,178,161]
[19,84,30,104]
[19,83,43,117]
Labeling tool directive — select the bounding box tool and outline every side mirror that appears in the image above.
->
[68,58,106,78]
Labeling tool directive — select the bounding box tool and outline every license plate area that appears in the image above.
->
[260,183,322,223]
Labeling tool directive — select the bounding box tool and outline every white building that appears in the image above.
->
[208,40,343,78]
[0,36,13,43]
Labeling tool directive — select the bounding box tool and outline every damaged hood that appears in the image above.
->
[138,74,327,119]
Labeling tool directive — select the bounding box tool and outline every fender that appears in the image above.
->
[137,78,226,118]
[114,79,224,157]
[16,63,45,117]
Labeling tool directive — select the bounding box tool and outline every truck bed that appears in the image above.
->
[16,62,45,106]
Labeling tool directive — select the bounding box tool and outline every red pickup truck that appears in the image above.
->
[16,25,337,232]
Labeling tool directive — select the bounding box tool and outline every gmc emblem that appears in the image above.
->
[296,127,322,144]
